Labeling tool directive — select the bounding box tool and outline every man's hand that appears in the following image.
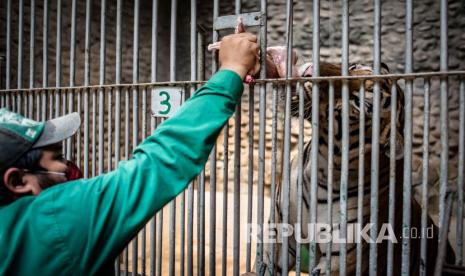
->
[219,33,260,80]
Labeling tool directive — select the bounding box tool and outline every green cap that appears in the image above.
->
[0,108,81,172]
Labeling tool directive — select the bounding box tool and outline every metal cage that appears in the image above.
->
[1,0,464,275]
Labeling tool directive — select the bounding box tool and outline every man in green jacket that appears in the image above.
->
[0,32,259,275]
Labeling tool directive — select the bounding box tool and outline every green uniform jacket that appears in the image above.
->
[0,70,243,275]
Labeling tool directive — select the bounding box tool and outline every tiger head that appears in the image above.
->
[291,62,405,160]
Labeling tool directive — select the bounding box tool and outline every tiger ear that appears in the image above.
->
[381,62,390,73]
[384,131,404,160]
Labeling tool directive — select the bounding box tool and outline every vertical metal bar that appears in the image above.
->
[107,88,112,171]
[54,0,61,119]
[6,0,11,91]
[123,86,130,275]
[67,0,77,159]
[340,0,349,275]
[42,0,48,120]
[156,210,163,276]
[438,0,449,240]
[233,2,241,276]
[209,129,217,275]
[295,82,304,275]
[268,85,279,276]
[27,0,36,118]
[188,2,197,275]
[420,78,431,276]
[369,0,381,274]
[168,1,177,275]
[141,86,147,276]
[98,0,106,175]
[55,0,61,88]
[221,122,229,276]
[309,0,320,272]
[198,170,206,276]
[246,84,254,272]
[150,1,159,275]
[83,0,91,179]
[326,81,335,276]
[210,0,219,273]
[386,82,398,276]
[402,0,414,273]
[256,0,267,272]
[132,1,140,274]
[457,79,465,265]
[114,1,123,273]
[355,85,365,273]
[282,0,294,273]
[187,180,194,276]
[17,0,24,94]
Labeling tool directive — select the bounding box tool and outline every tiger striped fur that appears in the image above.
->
[260,62,454,275]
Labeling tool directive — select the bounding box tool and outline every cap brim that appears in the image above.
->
[33,112,81,148]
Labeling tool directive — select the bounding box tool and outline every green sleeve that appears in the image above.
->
[50,70,243,274]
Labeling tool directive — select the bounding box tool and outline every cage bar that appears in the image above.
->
[98,0,106,175]
[369,0,382,274]
[27,0,35,118]
[309,0,320,272]
[255,0,268,272]
[6,0,11,91]
[458,79,465,266]
[402,0,414,273]
[420,78,431,276]
[246,84,255,272]
[340,0,350,275]
[355,81,365,276]
[438,0,449,240]
[17,0,23,92]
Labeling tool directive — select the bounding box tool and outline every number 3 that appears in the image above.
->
[159,91,171,115]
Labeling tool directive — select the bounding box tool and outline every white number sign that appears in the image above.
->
[151,87,183,118]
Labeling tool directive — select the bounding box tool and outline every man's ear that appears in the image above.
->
[3,168,39,196]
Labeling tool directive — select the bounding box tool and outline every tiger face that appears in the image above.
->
[290,62,404,162]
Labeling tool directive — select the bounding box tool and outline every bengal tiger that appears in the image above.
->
[259,62,455,275]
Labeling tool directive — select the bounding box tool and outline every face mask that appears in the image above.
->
[65,160,83,181]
